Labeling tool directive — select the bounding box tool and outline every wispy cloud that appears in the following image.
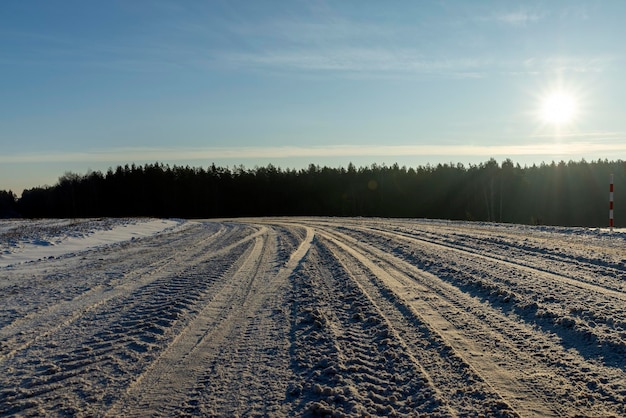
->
[221,48,487,77]
[2,4,619,81]
[530,131,624,140]
[497,54,617,77]
[495,11,545,26]
[521,55,615,74]
[477,9,546,27]
[3,141,626,165]
[4,21,484,78]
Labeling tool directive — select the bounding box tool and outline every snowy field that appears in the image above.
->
[1,217,626,417]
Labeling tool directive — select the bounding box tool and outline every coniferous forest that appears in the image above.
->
[1,158,624,227]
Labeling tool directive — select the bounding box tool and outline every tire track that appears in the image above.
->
[0,223,212,359]
[317,232,519,417]
[374,223,626,297]
[4,217,626,417]
[0,223,265,366]
[0,224,265,416]
[314,225,623,417]
[341,224,626,364]
[105,226,313,417]
[288,237,455,417]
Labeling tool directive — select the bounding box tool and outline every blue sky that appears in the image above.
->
[2,0,626,193]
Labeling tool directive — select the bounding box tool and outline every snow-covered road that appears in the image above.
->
[1,218,625,417]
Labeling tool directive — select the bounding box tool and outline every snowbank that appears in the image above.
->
[0,218,183,267]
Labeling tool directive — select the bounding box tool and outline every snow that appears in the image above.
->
[0,218,182,267]
[1,217,626,417]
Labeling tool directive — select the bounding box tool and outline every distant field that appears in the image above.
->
[1,217,625,417]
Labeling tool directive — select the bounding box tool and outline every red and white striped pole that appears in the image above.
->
[610,174,614,232]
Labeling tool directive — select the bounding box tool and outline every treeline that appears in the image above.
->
[1,158,624,227]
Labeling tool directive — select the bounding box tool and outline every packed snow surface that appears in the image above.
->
[1,217,626,417]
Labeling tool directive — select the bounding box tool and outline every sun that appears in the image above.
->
[530,79,587,138]
[540,91,578,126]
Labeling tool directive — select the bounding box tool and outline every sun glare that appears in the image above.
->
[540,91,578,126]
